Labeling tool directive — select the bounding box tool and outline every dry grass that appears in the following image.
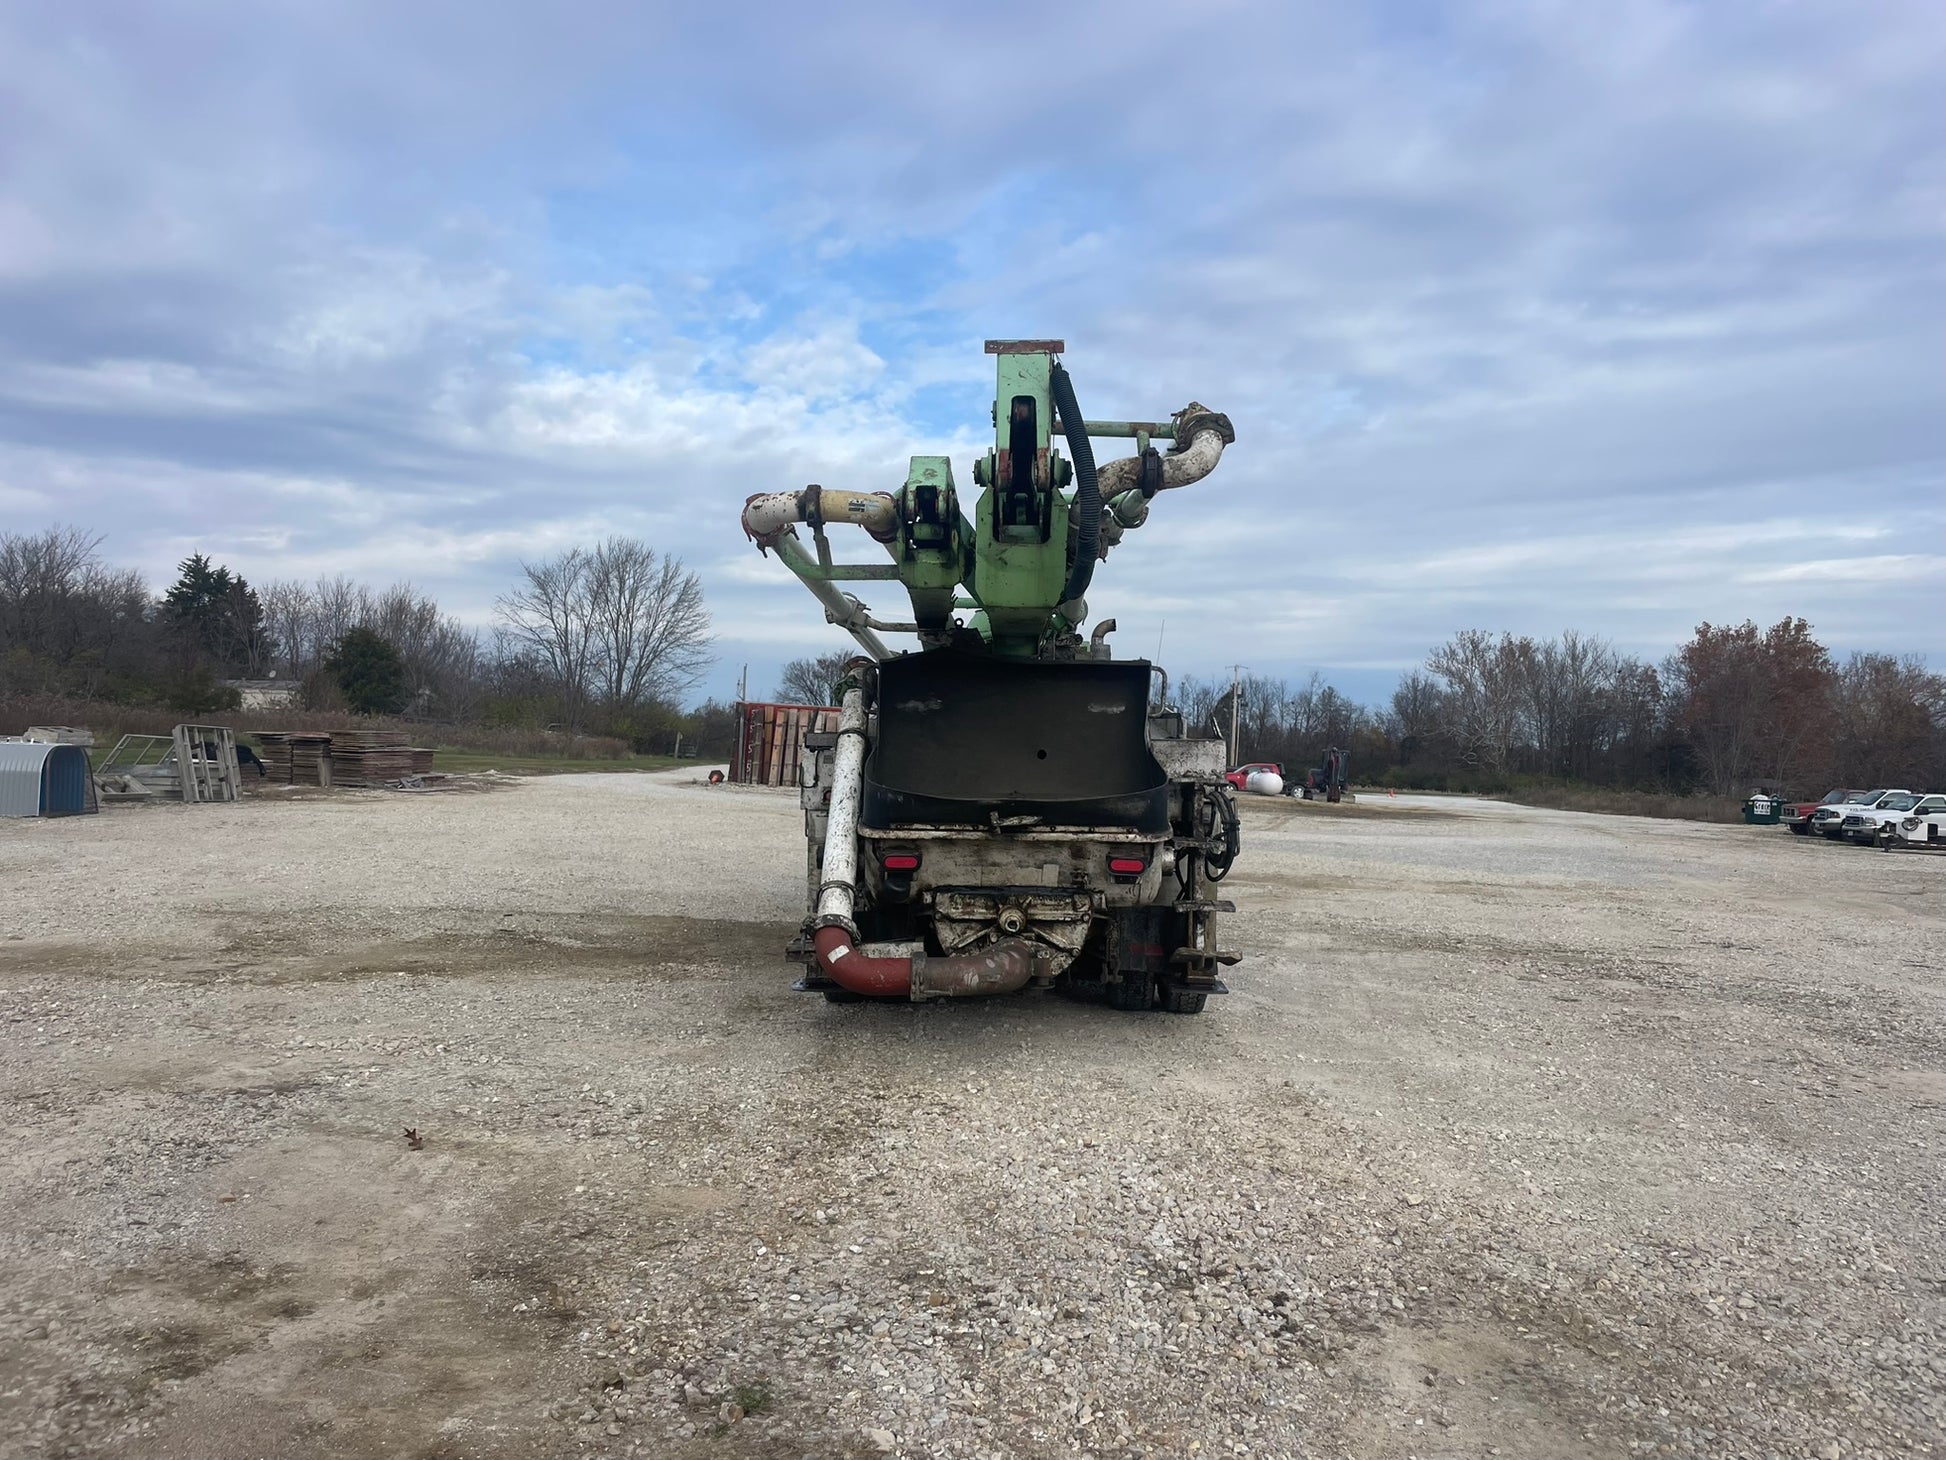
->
[0,694,631,761]
[1499,782,1743,823]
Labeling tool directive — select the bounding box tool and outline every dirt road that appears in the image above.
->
[1,776,1940,1459]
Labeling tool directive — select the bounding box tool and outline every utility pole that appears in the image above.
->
[732,663,750,784]
[1227,663,1245,768]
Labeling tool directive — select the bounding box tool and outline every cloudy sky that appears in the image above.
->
[2,0,1941,705]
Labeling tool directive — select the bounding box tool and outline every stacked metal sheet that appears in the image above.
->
[329,728,413,786]
[256,731,333,784]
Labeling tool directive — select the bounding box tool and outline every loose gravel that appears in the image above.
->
[0,775,1940,1459]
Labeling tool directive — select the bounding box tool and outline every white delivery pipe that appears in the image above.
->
[1089,424,1229,557]
[742,487,900,545]
[1093,425,1229,497]
[815,680,870,931]
[809,675,1042,1000]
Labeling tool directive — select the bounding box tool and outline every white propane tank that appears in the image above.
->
[1244,769,1284,797]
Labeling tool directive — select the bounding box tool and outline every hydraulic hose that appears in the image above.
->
[1051,363,1099,605]
[1203,792,1241,882]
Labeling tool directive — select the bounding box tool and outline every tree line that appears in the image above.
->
[1158,622,1942,797]
[770,621,1941,797]
[9,521,1938,793]
[0,524,715,742]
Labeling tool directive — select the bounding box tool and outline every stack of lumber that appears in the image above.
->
[409,748,435,775]
[256,732,292,779]
[330,728,413,787]
[256,732,333,784]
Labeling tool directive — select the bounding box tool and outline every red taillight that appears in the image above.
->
[883,854,920,872]
[1108,857,1147,876]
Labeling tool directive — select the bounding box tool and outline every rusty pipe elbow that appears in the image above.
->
[812,927,1042,1001]
[813,926,914,997]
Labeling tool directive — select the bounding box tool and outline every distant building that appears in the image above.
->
[224,679,302,711]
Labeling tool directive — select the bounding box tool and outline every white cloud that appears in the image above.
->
[0,0,1940,704]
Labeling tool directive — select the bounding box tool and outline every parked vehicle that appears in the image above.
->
[1809,789,1907,839]
[1225,762,1286,796]
[1288,746,1350,802]
[1882,806,1946,849]
[1840,792,1946,844]
[1782,788,1862,835]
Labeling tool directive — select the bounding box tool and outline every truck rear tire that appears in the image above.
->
[1161,985,1207,1015]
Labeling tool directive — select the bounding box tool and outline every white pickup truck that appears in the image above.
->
[1881,802,1946,849]
[1809,789,1906,839]
[1838,791,1946,844]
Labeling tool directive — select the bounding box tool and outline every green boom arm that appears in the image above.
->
[739,339,1233,661]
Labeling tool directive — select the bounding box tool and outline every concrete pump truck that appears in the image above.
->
[739,340,1241,1012]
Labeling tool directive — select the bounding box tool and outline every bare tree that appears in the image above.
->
[1389,670,1445,761]
[0,525,102,652]
[1519,630,1620,778]
[586,537,713,711]
[494,538,709,730]
[312,575,365,665]
[1426,630,1534,772]
[258,578,316,678]
[495,549,599,729]
[0,525,154,695]
[1177,675,1224,741]
[367,584,483,717]
[774,648,856,706]
[259,576,482,716]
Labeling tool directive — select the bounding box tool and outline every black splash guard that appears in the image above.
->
[862,650,1169,832]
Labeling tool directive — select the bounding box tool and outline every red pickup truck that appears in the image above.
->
[1781,789,1866,835]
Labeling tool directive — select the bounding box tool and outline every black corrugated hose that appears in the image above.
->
[1205,792,1241,882]
[1051,363,1099,605]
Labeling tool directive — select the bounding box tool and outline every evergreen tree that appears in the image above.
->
[163,553,234,646]
[325,627,409,715]
[162,553,272,673]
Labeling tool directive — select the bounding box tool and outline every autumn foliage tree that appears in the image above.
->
[1830,653,1945,790]
[1666,618,1836,795]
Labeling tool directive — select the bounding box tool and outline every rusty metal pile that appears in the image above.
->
[730,702,839,787]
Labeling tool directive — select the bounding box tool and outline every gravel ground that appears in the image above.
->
[0,774,1940,1460]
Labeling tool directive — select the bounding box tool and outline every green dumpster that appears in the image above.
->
[1742,794,1783,825]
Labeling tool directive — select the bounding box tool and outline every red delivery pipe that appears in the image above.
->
[813,926,1040,1000]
